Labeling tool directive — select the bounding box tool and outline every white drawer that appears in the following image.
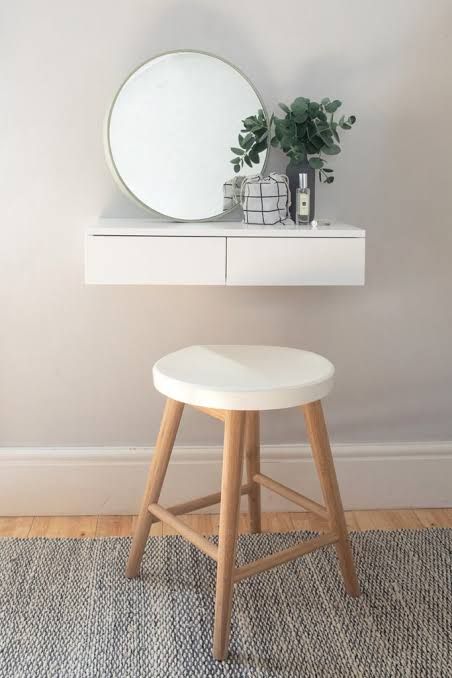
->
[226,237,365,286]
[85,235,226,285]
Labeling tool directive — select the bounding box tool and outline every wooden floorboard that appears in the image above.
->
[414,508,452,528]
[261,511,294,533]
[352,509,423,531]
[95,515,163,538]
[28,516,98,538]
[0,517,34,538]
[0,509,451,537]
[96,515,135,538]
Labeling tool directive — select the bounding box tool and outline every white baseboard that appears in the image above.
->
[1,442,451,516]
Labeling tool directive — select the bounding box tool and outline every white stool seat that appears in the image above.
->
[153,345,334,411]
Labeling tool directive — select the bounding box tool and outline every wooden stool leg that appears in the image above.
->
[126,398,184,578]
[303,400,360,597]
[213,411,245,661]
[244,411,261,533]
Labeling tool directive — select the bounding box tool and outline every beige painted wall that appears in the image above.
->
[1,0,451,447]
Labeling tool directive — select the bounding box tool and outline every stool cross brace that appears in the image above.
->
[126,399,359,661]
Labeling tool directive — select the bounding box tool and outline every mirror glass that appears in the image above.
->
[106,51,268,221]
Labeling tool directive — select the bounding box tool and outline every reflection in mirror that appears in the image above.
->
[106,51,268,221]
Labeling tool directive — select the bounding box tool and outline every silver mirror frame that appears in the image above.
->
[104,49,270,222]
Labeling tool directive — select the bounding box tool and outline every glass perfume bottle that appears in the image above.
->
[296,173,310,225]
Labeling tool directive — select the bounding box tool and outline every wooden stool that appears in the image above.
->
[126,345,360,661]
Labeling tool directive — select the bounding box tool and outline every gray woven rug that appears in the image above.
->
[1,529,451,677]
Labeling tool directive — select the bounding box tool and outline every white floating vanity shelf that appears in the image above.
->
[85,220,365,286]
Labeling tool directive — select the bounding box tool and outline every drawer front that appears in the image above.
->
[85,236,226,285]
[226,237,365,286]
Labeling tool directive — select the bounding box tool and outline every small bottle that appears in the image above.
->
[296,173,310,225]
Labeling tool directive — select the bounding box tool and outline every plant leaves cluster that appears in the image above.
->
[230,108,269,173]
[230,97,356,184]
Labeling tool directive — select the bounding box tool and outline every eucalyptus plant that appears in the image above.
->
[231,97,356,183]
[230,108,269,173]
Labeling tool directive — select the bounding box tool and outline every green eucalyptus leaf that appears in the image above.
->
[326,176,334,183]
[322,144,341,155]
[348,115,356,124]
[320,135,334,147]
[279,135,290,149]
[296,126,307,140]
[333,129,340,142]
[249,148,260,164]
[323,168,333,173]
[325,99,342,113]
[278,102,290,114]
[309,101,320,114]
[238,134,244,146]
[230,157,241,164]
[231,147,244,155]
[319,125,333,136]
[321,97,330,105]
[291,97,309,115]
[233,165,240,173]
[309,157,324,169]
[308,120,319,136]
[244,155,253,168]
[311,135,324,150]
[276,117,289,130]
[281,140,291,153]
[293,111,308,123]
[243,136,254,149]
[319,128,333,139]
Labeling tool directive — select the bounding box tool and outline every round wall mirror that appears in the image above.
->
[105,50,268,221]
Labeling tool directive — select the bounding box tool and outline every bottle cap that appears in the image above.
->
[299,173,308,189]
